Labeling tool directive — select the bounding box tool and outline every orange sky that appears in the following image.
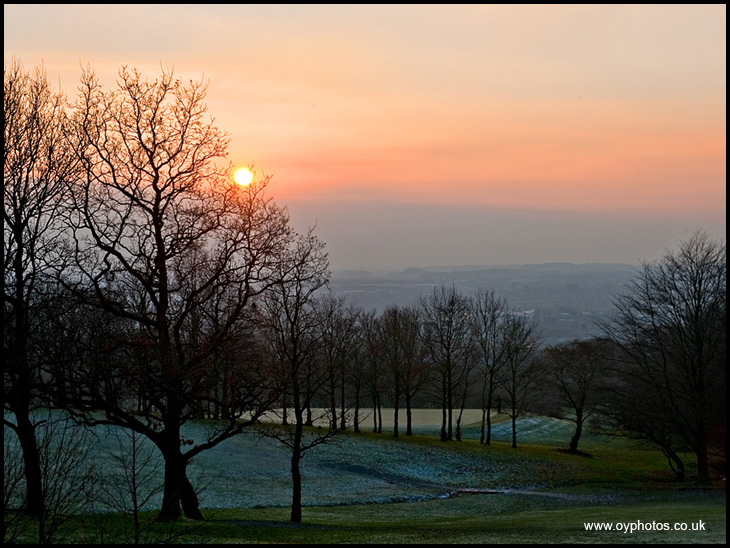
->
[4,4,725,269]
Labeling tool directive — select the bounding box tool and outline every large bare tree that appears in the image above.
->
[3,58,78,519]
[601,231,726,482]
[61,66,297,519]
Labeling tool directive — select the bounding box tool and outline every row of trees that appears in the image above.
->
[5,60,725,533]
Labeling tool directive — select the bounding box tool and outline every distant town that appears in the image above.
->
[330,262,638,347]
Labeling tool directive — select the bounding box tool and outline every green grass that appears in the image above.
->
[6,412,726,544]
[55,489,725,544]
[348,428,690,490]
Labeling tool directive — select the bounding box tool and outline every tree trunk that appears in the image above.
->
[290,448,303,523]
[480,408,486,444]
[377,403,382,434]
[10,242,44,518]
[406,395,413,436]
[486,408,493,446]
[569,408,583,452]
[353,400,360,433]
[339,381,346,431]
[14,407,44,516]
[455,389,467,442]
[662,444,685,481]
[511,402,517,448]
[157,439,203,521]
[440,376,448,442]
[282,394,289,426]
[372,392,379,433]
[329,392,337,431]
[305,397,313,427]
[290,402,305,523]
[179,468,203,520]
[446,370,453,441]
[393,390,400,438]
[486,390,493,446]
[696,439,710,483]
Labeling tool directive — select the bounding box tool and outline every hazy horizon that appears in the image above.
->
[283,197,724,272]
[4,4,725,272]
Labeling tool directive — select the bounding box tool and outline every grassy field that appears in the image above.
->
[5,409,727,543]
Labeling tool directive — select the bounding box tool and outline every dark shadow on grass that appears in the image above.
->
[317,461,447,489]
[217,519,338,530]
[556,448,593,457]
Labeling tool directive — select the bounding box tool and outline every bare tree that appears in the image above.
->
[420,286,474,442]
[258,230,331,523]
[61,66,293,520]
[471,289,510,446]
[346,310,374,434]
[398,306,429,437]
[358,310,385,434]
[3,412,96,544]
[95,427,166,544]
[4,58,78,520]
[35,414,96,544]
[500,312,541,448]
[538,338,611,452]
[3,422,29,543]
[314,292,359,431]
[600,231,726,482]
[376,305,427,437]
[594,362,689,480]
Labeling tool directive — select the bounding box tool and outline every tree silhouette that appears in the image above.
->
[61,66,296,520]
[471,289,510,446]
[376,305,428,437]
[601,231,726,482]
[258,230,331,523]
[314,292,359,432]
[420,286,474,442]
[500,311,541,448]
[539,338,611,452]
[345,309,373,434]
[4,58,78,519]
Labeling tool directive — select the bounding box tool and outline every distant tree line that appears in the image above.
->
[4,60,725,537]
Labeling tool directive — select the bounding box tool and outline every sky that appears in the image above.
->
[4,4,726,271]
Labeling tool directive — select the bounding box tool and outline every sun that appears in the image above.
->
[233,167,254,186]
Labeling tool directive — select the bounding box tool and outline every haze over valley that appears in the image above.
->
[330,262,636,346]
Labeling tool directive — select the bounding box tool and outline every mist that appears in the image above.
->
[282,198,726,272]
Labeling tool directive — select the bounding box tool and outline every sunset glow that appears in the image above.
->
[234,167,254,187]
[5,4,724,270]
